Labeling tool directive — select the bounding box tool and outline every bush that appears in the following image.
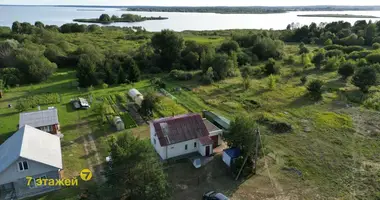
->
[300,76,308,85]
[352,66,377,93]
[268,75,276,90]
[338,62,355,80]
[373,43,380,50]
[324,57,342,71]
[363,92,380,111]
[307,79,324,100]
[284,55,295,65]
[324,44,343,51]
[264,58,280,75]
[366,53,380,63]
[325,49,344,58]
[324,39,333,46]
[347,50,372,60]
[169,69,193,81]
[342,46,364,54]
[101,83,109,89]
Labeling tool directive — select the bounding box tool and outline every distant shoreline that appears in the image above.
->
[77,9,105,11]
[297,14,380,18]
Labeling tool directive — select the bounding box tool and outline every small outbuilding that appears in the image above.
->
[222,148,241,167]
[113,116,125,131]
[128,88,144,107]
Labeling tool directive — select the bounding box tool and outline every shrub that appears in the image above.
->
[300,76,308,85]
[101,83,109,89]
[366,53,380,63]
[325,49,344,58]
[363,92,380,111]
[307,79,324,100]
[324,57,342,71]
[169,70,193,81]
[324,44,343,51]
[324,39,333,46]
[268,75,276,90]
[201,67,214,85]
[352,66,377,93]
[284,55,295,65]
[347,50,372,60]
[357,58,368,67]
[342,46,364,54]
[373,43,380,50]
[338,62,355,80]
[264,58,280,75]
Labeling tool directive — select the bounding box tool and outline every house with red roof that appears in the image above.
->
[149,113,223,160]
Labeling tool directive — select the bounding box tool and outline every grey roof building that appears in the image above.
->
[0,125,62,199]
[19,108,59,129]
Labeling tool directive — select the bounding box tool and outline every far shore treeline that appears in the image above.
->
[1,19,380,93]
[73,13,168,24]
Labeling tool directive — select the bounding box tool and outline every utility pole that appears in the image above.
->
[253,128,260,175]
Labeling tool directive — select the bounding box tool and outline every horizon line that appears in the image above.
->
[1,4,380,7]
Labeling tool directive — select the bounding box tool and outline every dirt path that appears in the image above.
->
[81,121,106,183]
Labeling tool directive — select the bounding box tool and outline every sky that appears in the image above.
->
[0,0,379,6]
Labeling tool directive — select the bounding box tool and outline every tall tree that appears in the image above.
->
[312,52,325,70]
[128,60,141,83]
[151,30,184,71]
[352,66,377,93]
[104,134,170,200]
[11,21,22,33]
[76,54,99,87]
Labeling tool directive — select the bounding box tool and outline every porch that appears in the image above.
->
[0,183,16,200]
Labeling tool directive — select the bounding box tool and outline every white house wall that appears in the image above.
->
[166,139,199,159]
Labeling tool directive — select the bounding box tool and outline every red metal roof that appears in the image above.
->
[199,136,213,145]
[153,114,209,146]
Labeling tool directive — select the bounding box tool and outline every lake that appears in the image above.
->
[1,6,380,31]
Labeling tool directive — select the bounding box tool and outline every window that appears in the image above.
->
[18,161,28,171]
[194,142,197,148]
[40,126,52,133]
[185,144,188,150]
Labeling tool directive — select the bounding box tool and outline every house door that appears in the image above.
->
[205,146,210,156]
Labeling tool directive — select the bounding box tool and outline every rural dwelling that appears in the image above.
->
[222,148,241,167]
[128,88,144,107]
[19,108,60,136]
[149,113,223,160]
[0,125,63,200]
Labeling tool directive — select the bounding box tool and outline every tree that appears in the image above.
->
[34,21,45,29]
[264,58,280,75]
[127,60,141,83]
[211,53,234,81]
[11,21,22,33]
[338,62,355,80]
[225,115,259,174]
[352,66,377,93]
[181,51,199,70]
[0,39,19,67]
[312,52,325,70]
[151,30,184,71]
[201,67,214,85]
[76,54,99,87]
[298,42,309,54]
[219,40,239,54]
[140,92,160,117]
[99,14,111,22]
[104,134,170,200]
[307,79,324,100]
[364,24,377,45]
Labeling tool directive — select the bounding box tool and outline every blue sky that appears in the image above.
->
[0,0,379,6]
